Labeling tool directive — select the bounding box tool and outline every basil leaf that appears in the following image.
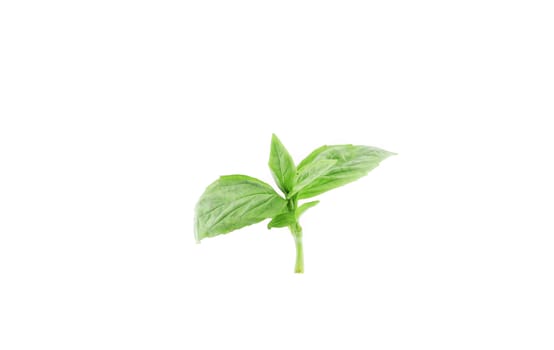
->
[295,145,396,199]
[287,159,336,198]
[268,134,296,195]
[267,212,296,229]
[296,201,320,219]
[195,175,287,242]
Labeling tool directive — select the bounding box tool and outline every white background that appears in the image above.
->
[1,1,553,349]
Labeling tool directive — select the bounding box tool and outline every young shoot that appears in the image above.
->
[194,134,396,273]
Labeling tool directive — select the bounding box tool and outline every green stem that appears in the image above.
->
[293,225,304,273]
[287,196,303,273]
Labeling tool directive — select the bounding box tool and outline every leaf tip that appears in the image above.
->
[271,133,284,147]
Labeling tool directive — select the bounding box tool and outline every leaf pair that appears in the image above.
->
[194,134,395,242]
[267,201,319,229]
[269,135,396,200]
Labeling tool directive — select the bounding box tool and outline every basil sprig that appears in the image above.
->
[194,134,395,273]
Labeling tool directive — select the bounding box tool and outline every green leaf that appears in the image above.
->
[194,175,287,242]
[296,201,320,219]
[267,211,296,229]
[295,145,396,199]
[287,159,336,198]
[268,134,296,195]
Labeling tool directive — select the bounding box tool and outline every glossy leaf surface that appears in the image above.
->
[287,159,336,198]
[195,175,287,241]
[268,134,296,195]
[267,212,296,229]
[296,201,320,218]
[296,145,395,199]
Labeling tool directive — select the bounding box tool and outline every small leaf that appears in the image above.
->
[296,145,396,199]
[296,201,320,219]
[267,212,296,229]
[268,134,296,195]
[195,175,287,241]
[287,159,336,198]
